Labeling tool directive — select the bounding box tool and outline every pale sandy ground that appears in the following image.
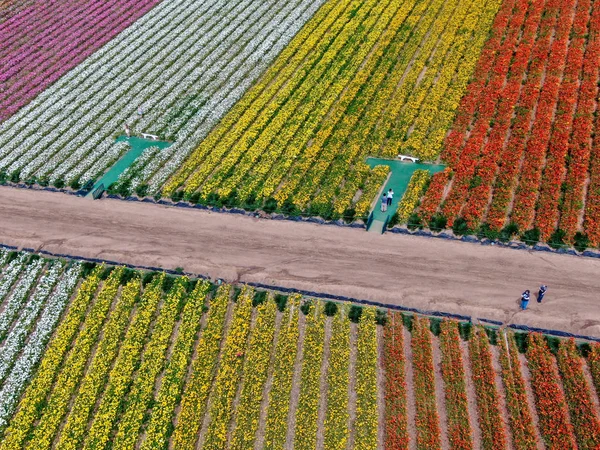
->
[1,187,599,337]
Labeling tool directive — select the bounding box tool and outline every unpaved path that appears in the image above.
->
[1,188,600,337]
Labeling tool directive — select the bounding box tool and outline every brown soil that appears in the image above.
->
[402,326,417,450]
[431,336,450,449]
[376,324,386,450]
[459,340,482,449]
[315,316,332,450]
[347,322,358,449]
[517,353,546,450]
[253,310,283,450]
[2,188,600,338]
[489,345,515,450]
[284,311,306,449]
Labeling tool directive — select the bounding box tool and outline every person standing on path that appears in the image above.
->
[138,104,144,118]
[537,285,547,303]
[381,192,388,212]
[124,123,130,138]
[387,188,394,206]
[520,290,530,310]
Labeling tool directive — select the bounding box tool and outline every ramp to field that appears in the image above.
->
[366,157,445,233]
[88,136,171,197]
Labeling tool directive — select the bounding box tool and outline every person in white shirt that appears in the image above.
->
[386,188,394,206]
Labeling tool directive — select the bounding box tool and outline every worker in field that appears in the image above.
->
[520,290,530,310]
[537,285,547,303]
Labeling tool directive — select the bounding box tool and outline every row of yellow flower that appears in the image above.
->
[0,267,102,450]
[294,301,326,449]
[267,0,404,208]
[403,0,501,160]
[82,275,165,450]
[56,276,140,450]
[111,278,187,450]
[161,0,342,196]
[171,284,231,448]
[24,268,123,450]
[140,281,210,450]
[354,307,379,449]
[202,286,254,449]
[396,170,430,223]
[229,298,278,449]
[208,0,387,205]
[373,0,462,156]
[323,308,351,450]
[263,295,301,449]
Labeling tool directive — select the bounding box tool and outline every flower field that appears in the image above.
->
[0,250,599,448]
[0,0,325,192]
[420,0,600,247]
[164,0,500,218]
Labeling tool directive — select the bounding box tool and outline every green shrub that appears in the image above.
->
[100,266,114,280]
[170,190,184,203]
[348,305,363,323]
[429,317,442,336]
[578,342,592,358]
[428,214,447,232]
[387,212,399,229]
[375,309,388,326]
[263,197,278,214]
[513,332,528,353]
[548,229,567,250]
[459,322,472,341]
[9,171,20,184]
[521,228,540,246]
[80,262,97,278]
[120,268,137,285]
[342,207,357,224]
[545,335,560,355]
[174,267,184,274]
[452,217,470,236]
[407,213,423,230]
[69,178,81,190]
[142,271,158,287]
[274,294,288,312]
[300,300,312,315]
[500,222,519,242]
[253,290,268,307]
[402,313,413,332]
[573,232,589,252]
[484,327,498,345]
[135,184,149,198]
[162,275,176,293]
[324,301,338,316]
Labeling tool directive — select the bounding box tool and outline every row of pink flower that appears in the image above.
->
[0,0,162,122]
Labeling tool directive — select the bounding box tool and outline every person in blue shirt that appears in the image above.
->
[537,285,547,303]
[520,290,530,310]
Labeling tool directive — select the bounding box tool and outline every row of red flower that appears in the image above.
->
[469,327,506,449]
[556,338,600,449]
[459,0,547,230]
[533,0,593,240]
[526,333,576,448]
[411,316,442,449]
[497,331,538,449]
[558,1,600,240]
[440,0,530,228]
[383,312,409,450]
[438,321,472,450]
[485,0,562,231]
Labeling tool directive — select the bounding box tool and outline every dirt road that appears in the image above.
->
[1,187,599,337]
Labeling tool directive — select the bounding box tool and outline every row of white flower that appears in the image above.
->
[0,253,27,306]
[0,261,64,383]
[143,0,325,193]
[0,0,323,194]
[0,263,81,427]
[0,258,44,340]
[0,0,246,177]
